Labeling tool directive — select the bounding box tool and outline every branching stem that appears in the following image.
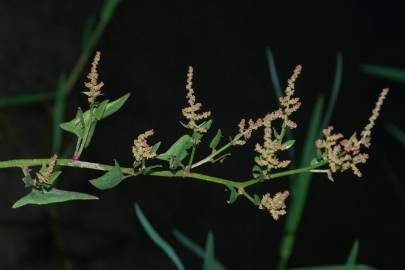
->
[0,158,328,190]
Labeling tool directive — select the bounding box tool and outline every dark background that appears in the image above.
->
[0,0,404,269]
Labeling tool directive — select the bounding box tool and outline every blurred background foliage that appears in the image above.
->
[0,0,403,269]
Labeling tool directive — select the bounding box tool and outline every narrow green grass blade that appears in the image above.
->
[346,240,359,265]
[0,92,55,108]
[265,47,296,163]
[321,52,343,129]
[173,229,205,257]
[81,16,96,50]
[265,47,283,98]
[173,230,227,270]
[134,204,185,270]
[361,64,405,84]
[288,265,377,270]
[100,0,121,22]
[63,0,121,96]
[52,73,67,154]
[202,232,216,270]
[279,96,325,270]
[386,123,405,146]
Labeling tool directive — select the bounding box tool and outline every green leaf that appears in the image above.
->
[321,52,343,129]
[89,160,124,190]
[84,121,98,148]
[60,93,130,138]
[158,135,193,163]
[209,129,222,150]
[48,171,62,185]
[283,140,296,150]
[172,230,226,270]
[310,158,319,166]
[100,0,121,22]
[386,123,405,146]
[52,73,67,154]
[193,120,214,142]
[95,100,109,120]
[0,92,55,108]
[12,188,98,208]
[253,194,261,206]
[151,141,162,154]
[361,64,405,84]
[346,240,360,265]
[60,108,85,139]
[134,204,185,270]
[279,96,324,269]
[224,184,238,204]
[100,93,131,118]
[252,165,264,179]
[203,232,216,270]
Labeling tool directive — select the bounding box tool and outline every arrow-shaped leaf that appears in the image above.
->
[12,188,98,208]
[89,160,125,190]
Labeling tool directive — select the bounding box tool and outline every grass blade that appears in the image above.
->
[134,204,185,270]
[0,92,54,108]
[173,230,227,270]
[265,47,283,98]
[173,229,205,257]
[346,240,359,265]
[202,232,216,270]
[321,52,343,129]
[81,16,96,50]
[386,123,405,146]
[279,96,325,270]
[52,73,67,154]
[361,64,405,84]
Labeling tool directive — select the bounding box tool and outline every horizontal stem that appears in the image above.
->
[0,158,328,189]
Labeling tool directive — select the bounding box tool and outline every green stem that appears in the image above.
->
[191,132,245,169]
[187,144,197,170]
[0,158,328,189]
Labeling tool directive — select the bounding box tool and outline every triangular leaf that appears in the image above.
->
[103,93,130,118]
[151,141,162,154]
[60,93,130,138]
[158,135,193,162]
[95,100,109,120]
[209,129,222,150]
[193,120,213,143]
[12,188,98,208]
[89,160,124,190]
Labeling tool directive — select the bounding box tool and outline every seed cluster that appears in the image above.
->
[259,191,290,220]
[83,51,104,106]
[254,65,302,171]
[182,66,211,133]
[132,130,157,162]
[316,88,389,178]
